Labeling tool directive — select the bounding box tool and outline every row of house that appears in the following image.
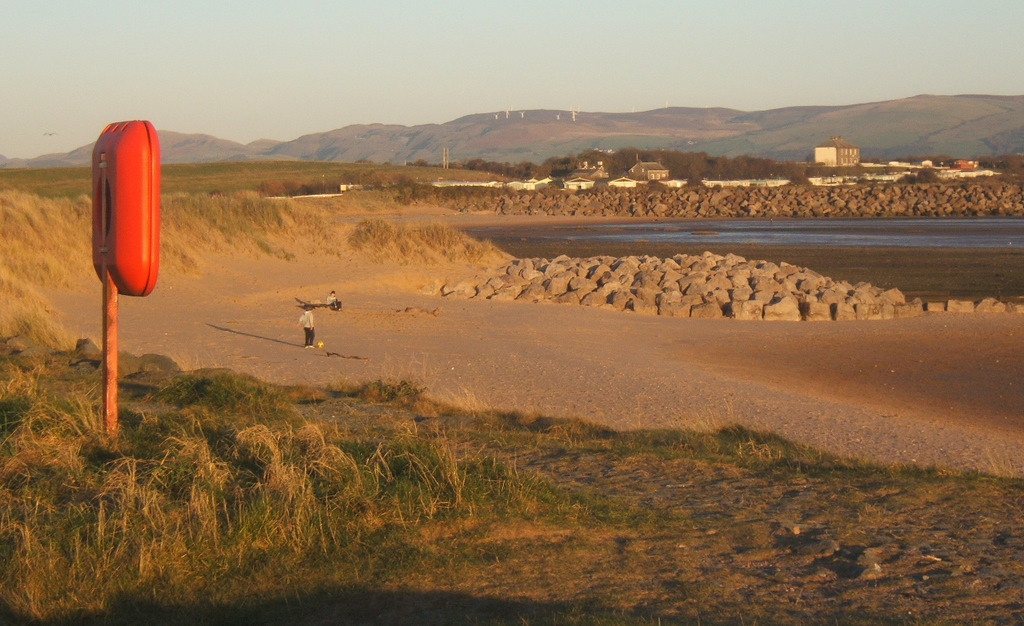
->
[560,158,671,190]
[432,158,677,191]
[428,138,995,191]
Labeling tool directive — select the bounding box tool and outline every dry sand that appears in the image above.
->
[47,235,1024,475]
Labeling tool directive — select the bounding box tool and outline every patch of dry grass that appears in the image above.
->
[0,190,91,346]
[4,355,1024,623]
[0,190,358,344]
[0,361,585,623]
[4,353,1024,623]
[348,218,505,265]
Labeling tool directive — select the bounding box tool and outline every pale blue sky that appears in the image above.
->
[2,0,1022,159]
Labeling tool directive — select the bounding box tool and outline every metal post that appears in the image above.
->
[102,262,118,436]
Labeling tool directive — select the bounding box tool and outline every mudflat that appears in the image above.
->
[48,243,1024,475]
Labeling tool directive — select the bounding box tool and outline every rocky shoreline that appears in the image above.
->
[439,252,1024,321]
[449,182,1024,219]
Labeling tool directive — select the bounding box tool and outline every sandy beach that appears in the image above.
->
[46,223,1024,475]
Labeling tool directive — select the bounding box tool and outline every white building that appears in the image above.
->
[607,177,641,188]
[703,179,790,188]
[431,180,503,188]
[814,136,860,167]
[506,177,553,191]
[563,176,595,191]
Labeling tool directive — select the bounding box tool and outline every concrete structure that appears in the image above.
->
[814,136,860,167]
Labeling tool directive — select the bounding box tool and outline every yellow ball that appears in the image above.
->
[316,341,324,349]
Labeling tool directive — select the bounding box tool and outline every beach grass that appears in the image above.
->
[0,189,355,342]
[347,218,505,265]
[0,190,92,346]
[1,353,1023,623]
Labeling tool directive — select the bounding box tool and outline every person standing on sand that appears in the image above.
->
[298,307,315,348]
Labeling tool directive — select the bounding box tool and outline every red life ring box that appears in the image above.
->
[91,120,160,296]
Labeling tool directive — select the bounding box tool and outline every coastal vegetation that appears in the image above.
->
[1,352,1023,623]
[347,218,503,265]
[0,188,486,344]
[0,189,325,345]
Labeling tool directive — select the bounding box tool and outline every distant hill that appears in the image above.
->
[4,94,1023,168]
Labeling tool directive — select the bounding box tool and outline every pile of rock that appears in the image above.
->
[448,183,1024,219]
[1,335,182,375]
[438,252,1022,321]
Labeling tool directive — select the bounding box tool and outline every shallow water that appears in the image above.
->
[469,217,1024,249]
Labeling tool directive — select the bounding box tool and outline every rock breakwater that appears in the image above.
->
[450,183,1024,219]
[438,253,1024,321]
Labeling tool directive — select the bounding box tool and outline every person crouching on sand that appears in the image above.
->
[327,290,342,311]
[298,306,315,348]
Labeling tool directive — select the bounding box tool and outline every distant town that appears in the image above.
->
[423,136,998,193]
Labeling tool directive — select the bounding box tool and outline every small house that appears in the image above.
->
[563,177,595,191]
[628,161,670,181]
[569,160,609,179]
[607,177,641,188]
[506,177,553,191]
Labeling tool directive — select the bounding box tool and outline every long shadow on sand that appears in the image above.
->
[208,324,367,360]
[5,585,677,625]
[207,324,303,349]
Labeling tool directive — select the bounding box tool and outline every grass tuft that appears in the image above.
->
[154,371,295,423]
[341,379,426,405]
[348,218,503,264]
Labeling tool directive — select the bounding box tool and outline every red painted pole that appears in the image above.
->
[102,261,118,437]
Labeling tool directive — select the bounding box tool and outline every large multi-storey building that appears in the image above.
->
[814,136,860,167]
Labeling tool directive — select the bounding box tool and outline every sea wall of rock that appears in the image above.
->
[438,253,1024,321]
[449,183,1024,218]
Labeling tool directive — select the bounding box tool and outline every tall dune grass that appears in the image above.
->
[0,190,350,345]
[3,188,500,345]
[348,218,504,264]
[0,190,91,346]
[0,366,564,621]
